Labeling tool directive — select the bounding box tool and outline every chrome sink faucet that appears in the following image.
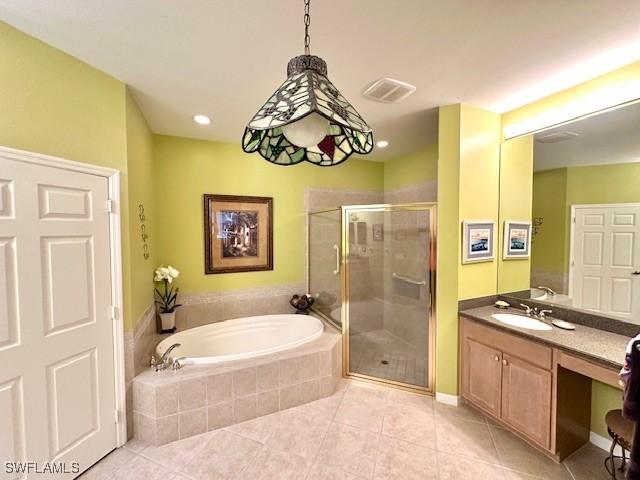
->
[520,303,539,317]
[537,285,557,296]
[520,304,552,319]
[151,343,182,372]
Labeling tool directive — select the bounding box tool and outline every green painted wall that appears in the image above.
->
[436,105,462,395]
[153,135,384,293]
[0,22,127,169]
[384,144,438,191]
[566,162,640,205]
[125,90,156,327]
[435,104,502,395]
[0,21,157,330]
[531,168,568,275]
[497,136,533,294]
[592,381,623,438]
[458,107,501,300]
[532,162,640,280]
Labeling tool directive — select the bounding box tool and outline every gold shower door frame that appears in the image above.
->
[340,203,437,395]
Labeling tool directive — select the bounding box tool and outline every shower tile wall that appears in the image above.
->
[348,208,430,388]
[305,187,383,212]
[384,180,437,204]
[306,187,384,327]
[382,209,429,351]
[308,210,343,323]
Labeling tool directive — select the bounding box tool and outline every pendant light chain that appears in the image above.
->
[304,0,311,55]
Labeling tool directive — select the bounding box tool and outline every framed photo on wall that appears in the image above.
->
[462,220,495,264]
[203,194,273,274]
[503,220,532,259]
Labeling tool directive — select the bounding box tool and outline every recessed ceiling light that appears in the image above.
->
[193,114,211,125]
[376,140,389,148]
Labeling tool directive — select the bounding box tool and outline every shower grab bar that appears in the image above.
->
[333,244,340,275]
[392,272,426,286]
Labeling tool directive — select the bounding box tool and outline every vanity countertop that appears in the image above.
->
[460,305,632,369]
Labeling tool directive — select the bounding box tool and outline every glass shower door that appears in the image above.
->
[345,204,434,391]
[308,208,342,328]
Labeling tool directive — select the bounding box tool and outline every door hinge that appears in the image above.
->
[114,409,120,424]
[107,199,116,213]
[110,305,118,321]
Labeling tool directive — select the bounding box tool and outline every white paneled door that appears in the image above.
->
[0,155,117,479]
[571,204,640,321]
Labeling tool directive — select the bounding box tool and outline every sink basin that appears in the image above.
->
[491,313,553,331]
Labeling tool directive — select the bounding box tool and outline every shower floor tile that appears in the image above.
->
[349,329,427,387]
[84,380,611,480]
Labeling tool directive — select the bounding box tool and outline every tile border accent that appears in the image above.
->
[178,283,306,306]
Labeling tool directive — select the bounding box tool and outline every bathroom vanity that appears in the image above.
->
[459,306,628,461]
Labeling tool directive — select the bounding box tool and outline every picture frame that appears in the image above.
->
[372,223,384,242]
[462,220,495,264]
[503,220,532,259]
[203,194,273,274]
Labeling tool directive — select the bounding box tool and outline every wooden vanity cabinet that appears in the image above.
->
[460,317,553,450]
[500,354,552,449]
[462,338,503,418]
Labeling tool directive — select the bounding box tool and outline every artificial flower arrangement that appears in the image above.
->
[154,265,182,332]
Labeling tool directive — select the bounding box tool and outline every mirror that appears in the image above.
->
[499,100,640,324]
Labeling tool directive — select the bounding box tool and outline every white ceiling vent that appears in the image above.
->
[536,131,580,144]
[363,78,417,103]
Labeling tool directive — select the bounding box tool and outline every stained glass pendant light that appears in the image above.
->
[242,0,373,166]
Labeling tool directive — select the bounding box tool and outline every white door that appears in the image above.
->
[571,204,640,321]
[0,156,117,478]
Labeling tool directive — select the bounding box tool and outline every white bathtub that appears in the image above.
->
[155,314,324,365]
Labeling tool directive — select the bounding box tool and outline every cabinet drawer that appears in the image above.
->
[461,317,552,370]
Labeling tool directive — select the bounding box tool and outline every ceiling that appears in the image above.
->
[2,1,640,161]
[534,100,640,171]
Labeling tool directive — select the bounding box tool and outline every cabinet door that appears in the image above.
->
[462,338,503,417]
[501,354,552,449]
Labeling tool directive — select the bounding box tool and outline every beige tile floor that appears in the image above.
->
[82,380,612,480]
[349,330,427,387]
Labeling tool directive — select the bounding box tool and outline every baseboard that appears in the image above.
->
[590,430,620,455]
[435,392,460,406]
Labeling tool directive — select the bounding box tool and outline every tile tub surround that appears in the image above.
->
[124,304,161,439]
[87,380,606,480]
[132,330,342,446]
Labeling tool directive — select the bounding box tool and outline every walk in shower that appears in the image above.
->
[308,203,436,392]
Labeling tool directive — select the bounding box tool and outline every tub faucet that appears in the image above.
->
[154,343,181,372]
[537,285,557,296]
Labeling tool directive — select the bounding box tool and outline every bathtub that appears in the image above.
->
[155,314,324,365]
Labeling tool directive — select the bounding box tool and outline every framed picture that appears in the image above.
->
[203,194,273,274]
[372,223,384,242]
[462,220,495,264]
[503,220,532,259]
